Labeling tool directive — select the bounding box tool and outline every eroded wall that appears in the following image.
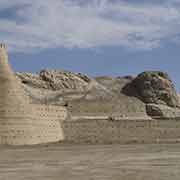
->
[0,104,67,145]
[0,44,68,145]
[62,118,180,144]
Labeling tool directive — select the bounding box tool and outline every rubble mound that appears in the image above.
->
[146,103,180,118]
[123,71,180,108]
[17,70,180,119]
[16,70,91,91]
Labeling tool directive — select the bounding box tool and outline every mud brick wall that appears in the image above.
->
[0,44,68,145]
[0,103,67,145]
[62,118,180,144]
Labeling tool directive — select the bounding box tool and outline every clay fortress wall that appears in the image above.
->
[1,43,180,145]
[0,44,67,145]
[62,117,180,144]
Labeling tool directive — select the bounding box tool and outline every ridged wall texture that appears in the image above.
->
[0,44,67,145]
[62,118,180,144]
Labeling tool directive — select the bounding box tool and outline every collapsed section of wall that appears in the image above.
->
[62,117,180,144]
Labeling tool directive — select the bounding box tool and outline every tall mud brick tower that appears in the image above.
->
[0,43,67,145]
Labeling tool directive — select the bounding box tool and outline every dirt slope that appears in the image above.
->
[16,70,180,118]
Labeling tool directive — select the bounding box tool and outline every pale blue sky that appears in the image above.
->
[0,0,180,91]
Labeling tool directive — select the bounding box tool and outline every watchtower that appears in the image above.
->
[0,43,30,107]
[0,44,66,145]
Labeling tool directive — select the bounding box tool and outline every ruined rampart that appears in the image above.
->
[1,43,180,146]
[0,104,67,145]
[0,44,67,145]
[62,117,180,144]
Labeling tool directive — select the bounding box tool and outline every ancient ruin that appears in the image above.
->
[1,43,180,145]
[0,44,67,145]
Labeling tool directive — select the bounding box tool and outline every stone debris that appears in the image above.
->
[129,71,180,107]
[146,103,180,118]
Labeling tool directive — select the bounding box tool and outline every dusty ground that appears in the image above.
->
[0,144,180,180]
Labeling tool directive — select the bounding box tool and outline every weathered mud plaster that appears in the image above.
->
[0,44,67,145]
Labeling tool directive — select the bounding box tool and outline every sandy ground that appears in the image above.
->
[0,144,180,180]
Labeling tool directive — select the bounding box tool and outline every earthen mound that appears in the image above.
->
[17,70,180,119]
[17,69,91,91]
[122,71,180,108]
[146,103,180,118]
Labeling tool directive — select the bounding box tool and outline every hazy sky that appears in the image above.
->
[0,0,180,91]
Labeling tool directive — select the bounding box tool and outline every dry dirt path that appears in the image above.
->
[0,144,180,180]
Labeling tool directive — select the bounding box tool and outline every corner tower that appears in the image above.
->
[0,43,30,107]
[0,44,67,145]
[0,43,11,75]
